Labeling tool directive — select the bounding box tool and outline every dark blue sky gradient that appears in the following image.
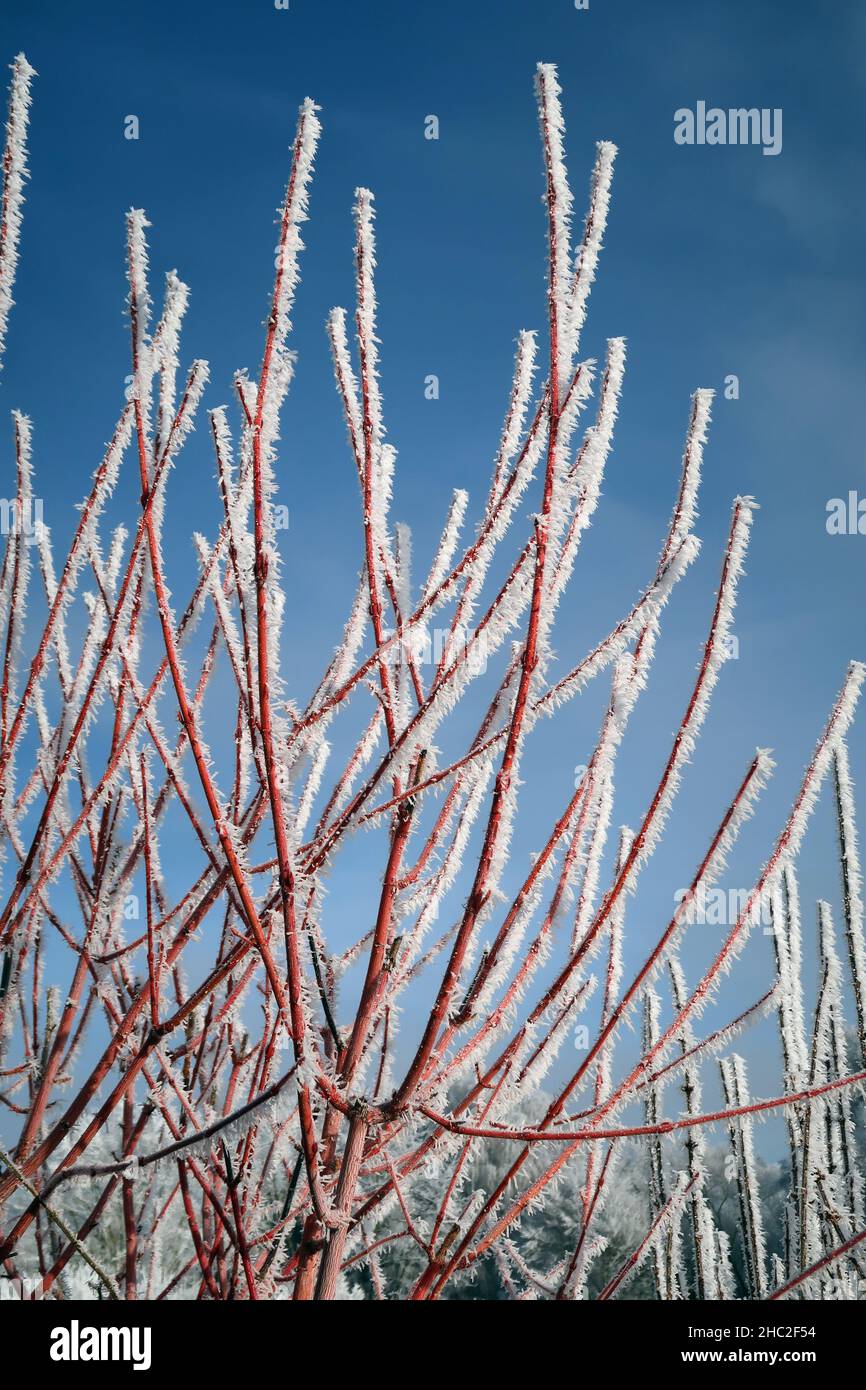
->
[2,0,865,1133]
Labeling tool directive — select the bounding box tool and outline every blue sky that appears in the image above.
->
[2,0,865,1140]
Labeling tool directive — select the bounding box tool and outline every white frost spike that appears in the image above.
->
[719,1054,767,1299]
[568,139,617,361]
[542,336,623,621]
[535,63,575,387]
[600,824,632,1047]
[571,770,615,951]
[833,740,866,1065]
[1,412,34,717]
[662,388,714,564]
[642,987,680,1300]
[164,360,209,466]
[295,737,331,841]
[153,270,191,460]
[569,336,625,494]
[353,187,385,477]
[423,489,469,603]
[715,1229,736,1300]
[393,523,413,708]
[314,571,369,711]
[263,96,321,424]
[817,900,846,1070]
[816,900,858,1221]
[782,868,807,1080]
[377,444,397,555]
[771,869,808,1090]
[327,305,363,469]
[125,208,152,381]
[490,331,538,509]
[667,956,726,1300]
[0,54,35,372]
[35,525,72,695]
[193,533,246,693]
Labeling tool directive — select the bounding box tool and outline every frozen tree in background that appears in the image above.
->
[0,53,864,1301]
